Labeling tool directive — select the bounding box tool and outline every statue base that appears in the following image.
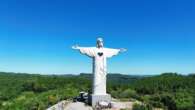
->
[88,94,111,107]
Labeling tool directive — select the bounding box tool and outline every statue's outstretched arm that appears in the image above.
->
[72,45,95,57]
[105,48,127,58]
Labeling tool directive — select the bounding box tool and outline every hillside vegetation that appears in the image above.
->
[0,72,195,110]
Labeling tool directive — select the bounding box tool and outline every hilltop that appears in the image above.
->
[0,72,195,110]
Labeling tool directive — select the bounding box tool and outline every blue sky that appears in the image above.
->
[0,0,195,75]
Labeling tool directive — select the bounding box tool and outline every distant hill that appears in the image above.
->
[79,73,143,84]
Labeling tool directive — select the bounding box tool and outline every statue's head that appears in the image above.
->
[97,37,103,48]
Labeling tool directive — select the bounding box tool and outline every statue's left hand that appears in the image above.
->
[120,48,127,52]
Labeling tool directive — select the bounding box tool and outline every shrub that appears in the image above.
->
[119,89,136,98]
[133,103,152,110]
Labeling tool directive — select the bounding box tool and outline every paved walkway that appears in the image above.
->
[64,102,93,110]
[47,100,134,110]
[47,101,69,110]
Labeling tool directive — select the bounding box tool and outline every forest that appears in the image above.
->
[0,72,195,110]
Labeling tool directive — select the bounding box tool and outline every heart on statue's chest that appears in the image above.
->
[97,52,103,57]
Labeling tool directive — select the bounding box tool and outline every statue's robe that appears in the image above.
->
[77,47,120,95]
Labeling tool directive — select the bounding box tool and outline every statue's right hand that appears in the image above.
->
[72,44,79,49]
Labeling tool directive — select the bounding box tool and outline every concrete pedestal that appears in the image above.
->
[88,94,111,107]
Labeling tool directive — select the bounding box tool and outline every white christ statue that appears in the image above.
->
[72,38,126,106]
